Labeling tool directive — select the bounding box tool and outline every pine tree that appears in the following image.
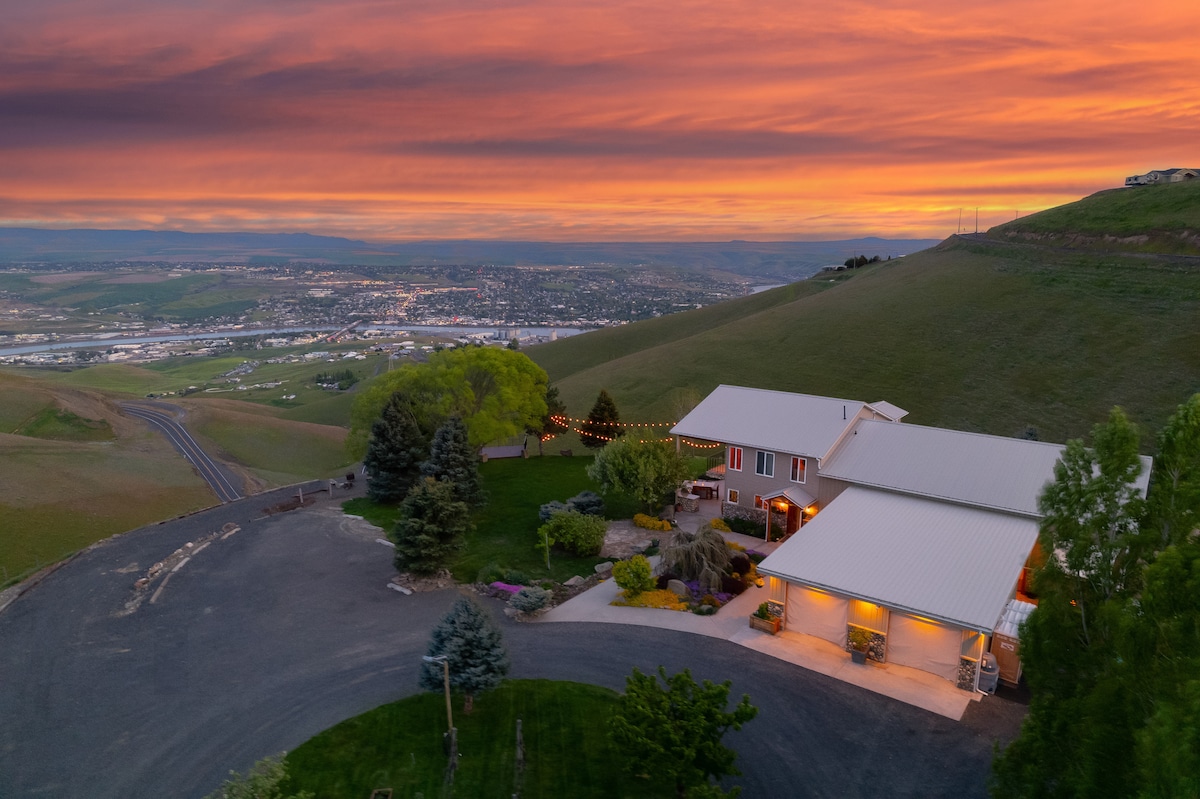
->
[391,477,471,575]
[419,597,509,713]
[579,389,623,450]
[363,392,429,503]
[421,416,485,507]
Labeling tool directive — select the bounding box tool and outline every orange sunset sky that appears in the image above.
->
[2,0,1197,241]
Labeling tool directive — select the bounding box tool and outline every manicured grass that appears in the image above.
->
[284,680,669,799]
[345,456,640,583]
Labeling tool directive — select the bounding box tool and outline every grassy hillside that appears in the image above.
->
[530,205,1200,447]
[991,180,1200,254]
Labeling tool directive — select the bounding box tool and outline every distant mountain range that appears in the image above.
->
[0,228,940,281]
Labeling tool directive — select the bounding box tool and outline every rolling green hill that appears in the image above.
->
[530,182,1200,447]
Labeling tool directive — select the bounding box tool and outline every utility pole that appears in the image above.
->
[957,208,962,235]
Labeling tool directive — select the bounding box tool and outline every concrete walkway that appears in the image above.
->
[540,513,979,721]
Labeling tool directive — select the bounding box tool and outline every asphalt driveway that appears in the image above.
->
[0,487,1021,798]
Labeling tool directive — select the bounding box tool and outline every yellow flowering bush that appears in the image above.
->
[633,513,673,531]
[612,588,689,611]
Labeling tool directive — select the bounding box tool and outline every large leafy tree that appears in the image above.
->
[391,478,471,575]
[419,597,509,713]
[363,392,430,503]
[991,402,1200,799]
[608,666,757,799]
[421,416,485,508]
[349,347,548,458]
[588,436,691,513]
[579,389,623,450]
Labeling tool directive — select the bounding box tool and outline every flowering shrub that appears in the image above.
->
[490,581,523,595]
[633,513,672,531]
[745,550,768,564]
[709,518,732,533]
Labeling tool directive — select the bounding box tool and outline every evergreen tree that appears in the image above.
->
[421,416,485,507]
[528,384,567,456]
[363,392,429,503]
[419,597,509,713]
[579,389,623,450]
[608,666,757,799]
[391,478,471,575]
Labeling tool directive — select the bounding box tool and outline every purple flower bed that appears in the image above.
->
[682,580,734,606]
[489,581,523,595]
[746,550,768,563]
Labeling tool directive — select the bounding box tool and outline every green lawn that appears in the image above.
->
[284,680,669,799]
[346,455,640,583]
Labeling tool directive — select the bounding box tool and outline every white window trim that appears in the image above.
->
[790,456,807,484]
[727,488,740,503]
[756,450,774,478]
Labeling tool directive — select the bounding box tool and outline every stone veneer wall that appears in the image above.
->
[956,658,979,691]
[722,502,766,525]
[845,624,887,663]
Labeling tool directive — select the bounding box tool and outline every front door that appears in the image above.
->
[787,504,801,534]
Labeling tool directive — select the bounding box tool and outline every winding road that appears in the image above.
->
[0,485,1023,798]
[122,402,243,503]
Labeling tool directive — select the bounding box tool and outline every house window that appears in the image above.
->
[727,446,742,471]
[754,494,764,509]
[790,456,807,484]
[755,451,774,477]
[727,488,739,503]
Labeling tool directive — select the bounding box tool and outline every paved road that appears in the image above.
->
[0,489,1022,798]
[122,402,243,503]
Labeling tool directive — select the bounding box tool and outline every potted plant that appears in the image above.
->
[848,627,872,664]
[749,602,780,634]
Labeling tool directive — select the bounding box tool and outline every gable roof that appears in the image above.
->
[821,419,1070,516]
[757,486,1040,631]
[671,385,864,459]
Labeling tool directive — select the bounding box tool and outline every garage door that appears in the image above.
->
[785,585,848,647]
[886,614,963,681]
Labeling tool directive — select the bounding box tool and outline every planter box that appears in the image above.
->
[850,647,868,665]
[749,615,780,635]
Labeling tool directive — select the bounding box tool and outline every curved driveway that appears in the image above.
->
[122,402,243,503]
[0,487,1020,798]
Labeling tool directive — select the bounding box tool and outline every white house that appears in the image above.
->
[1125,168,1199,186]
[671,385,1152,690]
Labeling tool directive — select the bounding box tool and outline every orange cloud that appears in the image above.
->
[1,0,1197,240]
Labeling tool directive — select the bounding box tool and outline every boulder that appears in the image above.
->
[564,575,585,587]
[594,561,614,576]
[667,579,690,597]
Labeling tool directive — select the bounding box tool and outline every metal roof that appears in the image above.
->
[761,485,816,508]
[757,486,1040,631]
[866,400,909,421]
[821,419,1071,516]
[671,385,864,459]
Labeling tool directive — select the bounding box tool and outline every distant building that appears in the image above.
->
[1125,168,1199,186]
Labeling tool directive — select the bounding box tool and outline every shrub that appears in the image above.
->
[633,513,672,531]
[567,490,605,516]
[612,555,656,596]
[693,604,717,616]
[754,602,771,620]
[501,568,530,586]
[538,500,570,522]
[720,575,748,595]
[509,586,550,613]
[848,626,873,650]
[537,510,608,557]
[611,588,689,611]
[700,594,720,607]
[709,517,732,533]
[729,553,752,578]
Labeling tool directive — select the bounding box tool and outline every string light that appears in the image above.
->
[549,414,677,428]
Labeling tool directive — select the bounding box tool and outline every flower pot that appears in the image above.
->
[749,615,780,634]
[850,647,868,664]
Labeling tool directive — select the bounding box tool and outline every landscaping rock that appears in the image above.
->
[594,561,614,576]
[667,579,690,597]
[564,575,585,587]
[633,539,653,554]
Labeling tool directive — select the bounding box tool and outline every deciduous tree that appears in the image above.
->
[587,436,691,513]
[608,666,757,799]
[203,754,312,799]
[420,597,509,713]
